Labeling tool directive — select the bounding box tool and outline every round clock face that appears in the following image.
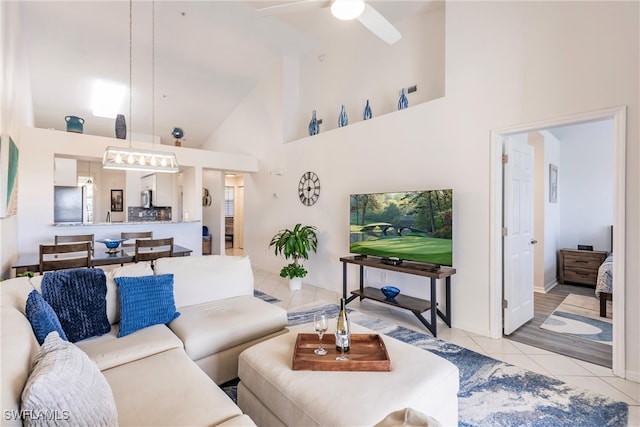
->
[298,171,320,206]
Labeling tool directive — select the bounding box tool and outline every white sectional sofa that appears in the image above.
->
[1,255,288,426]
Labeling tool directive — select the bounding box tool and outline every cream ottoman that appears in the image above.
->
[237,324,459,426]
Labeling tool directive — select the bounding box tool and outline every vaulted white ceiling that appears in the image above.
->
[19,1,436,148]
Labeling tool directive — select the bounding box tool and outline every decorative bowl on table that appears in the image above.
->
[380,286,400,300]
[97,238,126,254]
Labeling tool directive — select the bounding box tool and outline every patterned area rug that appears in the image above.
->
[540,294,612,346]
[223,300,628,426]
[253,289,281,304]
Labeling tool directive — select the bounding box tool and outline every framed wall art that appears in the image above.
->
[111,189,124,212]
[0,134,19,217]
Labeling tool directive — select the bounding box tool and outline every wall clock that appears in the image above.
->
[298,171,320,206]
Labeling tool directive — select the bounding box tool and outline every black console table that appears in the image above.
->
[340,256,456,337]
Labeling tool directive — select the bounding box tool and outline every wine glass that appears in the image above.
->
[313,313,328,356]
[335,322,349,361]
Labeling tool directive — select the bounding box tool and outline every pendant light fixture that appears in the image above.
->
[103,0,179,173]
[86,160,94,186]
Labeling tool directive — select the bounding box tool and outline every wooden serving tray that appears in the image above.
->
[292,333,391,371]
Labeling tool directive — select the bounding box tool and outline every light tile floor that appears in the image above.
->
[253,268,640,426]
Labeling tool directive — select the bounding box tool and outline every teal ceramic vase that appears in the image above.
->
[65,116,84,133]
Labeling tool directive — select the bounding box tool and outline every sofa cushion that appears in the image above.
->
[115,274,180,338]
[21,331,118,427]
[103,347,243,427]
[0,306,40,427]
[75,324,183,371]
[25,290,68,345]
[154,255,254,308]
[169,295,288,361]
[103,262,154,325]
[41,268,110,342]
[374,408,442,427]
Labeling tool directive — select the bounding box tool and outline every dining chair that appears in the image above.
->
[55,234,95,251]
[121,231,153,248]
[39,242,92,274]
[134,237,173,268]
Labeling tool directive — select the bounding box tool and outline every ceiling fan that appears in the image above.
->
[256,0,402,45]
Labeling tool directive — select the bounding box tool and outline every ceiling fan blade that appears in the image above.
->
[357,3,402,45]
[256,0,330,16]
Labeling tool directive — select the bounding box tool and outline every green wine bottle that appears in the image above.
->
[335,298,350,352]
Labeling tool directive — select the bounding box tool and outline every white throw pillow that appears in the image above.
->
[104,262,154,324]
[374,408,441,427]
[21,331,119,427]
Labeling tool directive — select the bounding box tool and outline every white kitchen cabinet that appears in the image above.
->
[54,158,77,186]
[141,173,173,207]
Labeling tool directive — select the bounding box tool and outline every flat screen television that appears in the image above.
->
[349,189,453,266]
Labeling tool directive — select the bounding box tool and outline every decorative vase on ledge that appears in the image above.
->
[398,88,409,110]
[308,110,319,136]
[338,105,348,127]
[115,114,126,139]
[172,127,184,147]
[363,99,373,120]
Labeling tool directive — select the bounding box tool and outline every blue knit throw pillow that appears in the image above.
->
[42,268,111,343]
[25,290,68,345]
[115,274,180,338]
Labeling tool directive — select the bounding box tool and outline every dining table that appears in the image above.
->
[12,244,193,275]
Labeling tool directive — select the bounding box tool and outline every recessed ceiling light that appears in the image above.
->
[91,80,126,118]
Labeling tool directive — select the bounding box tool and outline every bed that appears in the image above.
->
[595,253,613,317]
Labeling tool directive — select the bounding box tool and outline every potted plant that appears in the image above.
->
[269,223,318,290]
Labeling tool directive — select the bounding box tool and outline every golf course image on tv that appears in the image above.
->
[350,189,453,266]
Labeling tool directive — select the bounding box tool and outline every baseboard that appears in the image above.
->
[625,369,640,383]
[535,279,558,294]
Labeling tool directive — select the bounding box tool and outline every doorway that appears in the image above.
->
[503,124,614,367]
[489,106,627,377]
[225,173,244,256]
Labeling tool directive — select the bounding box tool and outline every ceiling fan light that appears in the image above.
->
[331,0,365,20]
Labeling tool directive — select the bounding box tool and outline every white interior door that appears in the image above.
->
[503,134,535,335]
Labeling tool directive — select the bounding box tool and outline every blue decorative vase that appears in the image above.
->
[397,88,408,110]
[172,127,184,147]
[308,110,319,136]
[65,115,84,133]
[115,114,126,139]
[363,99,372,120]
[338,105,348,127]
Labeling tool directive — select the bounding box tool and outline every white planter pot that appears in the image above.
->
[289,277,302,291]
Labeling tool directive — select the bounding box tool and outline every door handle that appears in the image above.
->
[530,239,538,244]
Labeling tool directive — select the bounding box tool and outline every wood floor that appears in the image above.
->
[505,284,612,368]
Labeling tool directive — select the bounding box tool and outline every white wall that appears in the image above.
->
[288,5,446,140]
[203,169,224,254]
[204,1,639,380]
[554,120,614,251]
[0,1,34,278]
[542,131,561,290]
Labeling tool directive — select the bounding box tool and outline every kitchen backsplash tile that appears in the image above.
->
[128,206,172,222]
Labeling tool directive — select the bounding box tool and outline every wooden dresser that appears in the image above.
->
[558,249,608,287]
